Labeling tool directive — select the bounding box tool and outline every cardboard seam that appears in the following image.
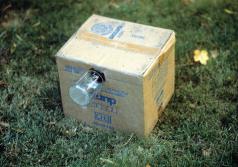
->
[141,32,175,77]
[56,56,143,86]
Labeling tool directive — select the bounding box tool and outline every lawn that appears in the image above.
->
[0,0,237,166]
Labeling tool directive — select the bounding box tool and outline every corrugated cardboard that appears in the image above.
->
[56,14,175,136]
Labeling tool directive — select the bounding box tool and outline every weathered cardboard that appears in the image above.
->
[56,14,175,136]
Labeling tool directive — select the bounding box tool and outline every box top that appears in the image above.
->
[56,14,175,76]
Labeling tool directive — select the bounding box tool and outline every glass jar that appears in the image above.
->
[69,69,105,106]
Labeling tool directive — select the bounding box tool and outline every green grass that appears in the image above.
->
[0,0,238,166]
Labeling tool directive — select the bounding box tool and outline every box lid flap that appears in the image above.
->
[56,14,174,76]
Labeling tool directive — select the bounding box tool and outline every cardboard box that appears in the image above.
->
[56,14,175,136]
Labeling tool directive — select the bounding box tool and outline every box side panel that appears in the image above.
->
[56,57,145,136]
[143,75,158,136]
[143,39,175,135]
[160,44,175,114]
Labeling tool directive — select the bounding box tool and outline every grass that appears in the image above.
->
[0,0,238,166]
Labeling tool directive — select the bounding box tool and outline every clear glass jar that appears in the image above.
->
[69,69,105,106]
